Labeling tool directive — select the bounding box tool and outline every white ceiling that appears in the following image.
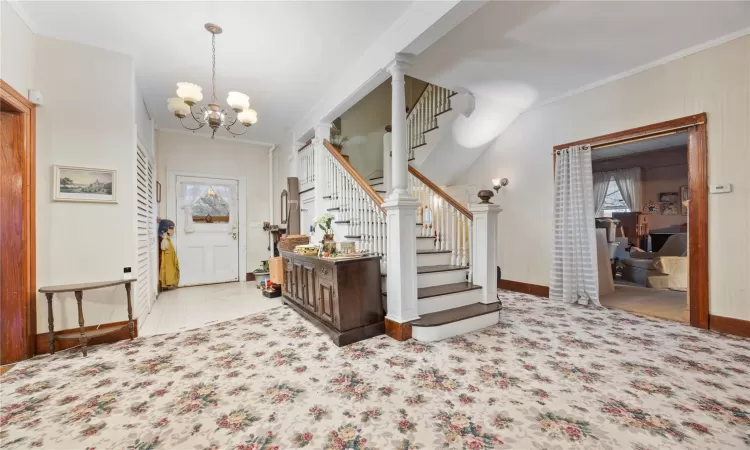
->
[15,1,412,144]
[411,1,750,109]
[591,132,688,161]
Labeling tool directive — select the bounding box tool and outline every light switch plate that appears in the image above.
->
[709,184,732,194]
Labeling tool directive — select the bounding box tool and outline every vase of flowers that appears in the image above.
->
[313,213,336,257]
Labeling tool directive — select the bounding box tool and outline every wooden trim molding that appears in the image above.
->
[408,165,473,220]
[552,113,709,330]
[1,80,36,363]
[35,319,138,355]
[384,318,412,341]
[498,280,550,297]
[709,315,750,338]
[323,140,385,213]
[553,113,707,150]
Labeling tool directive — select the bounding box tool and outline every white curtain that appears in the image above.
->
[549,145,600,306]
[613,167,642,213]
[592,172,611,216]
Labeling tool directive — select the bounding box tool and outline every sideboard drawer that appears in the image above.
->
[317,263,334,281]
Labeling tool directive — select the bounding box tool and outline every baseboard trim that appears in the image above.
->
[246,273,256,281]
[709,315,750,338]
[385,318,412,341]
[36,319,138,355]
[498,279,550,297]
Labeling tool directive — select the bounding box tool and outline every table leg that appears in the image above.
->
[46,293,55,354]
[125,282,134,340]
[75,291,87,357]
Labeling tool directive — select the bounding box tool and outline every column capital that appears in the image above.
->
[386,53,413,76]
[469,203,503,214]
[312,123,332,144]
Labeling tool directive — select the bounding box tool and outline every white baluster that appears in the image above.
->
[450,207,456,265]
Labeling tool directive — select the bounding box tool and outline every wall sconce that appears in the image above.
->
[492,178,509,193]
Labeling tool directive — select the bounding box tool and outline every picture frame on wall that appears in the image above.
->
[680,185,689,215]
[53,165,117,203]
[156,181,162,203]
[658,192,679,203]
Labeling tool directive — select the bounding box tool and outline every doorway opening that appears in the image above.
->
[553,113,708,328]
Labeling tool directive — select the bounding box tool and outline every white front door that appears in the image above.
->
[175,175,240,286]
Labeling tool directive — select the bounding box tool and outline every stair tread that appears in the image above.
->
[334,220,350,224]
[323,195,332,199]
[326,207,340,211]
[417,249,452,254]
[417,265,468,274]
[412,302,500,327]
[416,236,434,239]
[343,235,361,239]
[369,175,383,181]
[418,282,481,299]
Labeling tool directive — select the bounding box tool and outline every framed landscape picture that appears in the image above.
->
[53,165,117,203]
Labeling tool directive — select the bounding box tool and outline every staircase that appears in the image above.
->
[321,139,500,342]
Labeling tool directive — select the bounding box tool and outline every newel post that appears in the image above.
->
[383,54,420,339]
[469,202,502,304]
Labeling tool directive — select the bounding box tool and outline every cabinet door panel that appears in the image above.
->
[293,262,304,305]
[317,279,334,325]
[283,257,294,295]
[303,264,317,313]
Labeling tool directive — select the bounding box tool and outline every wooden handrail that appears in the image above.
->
[323,140,385,213]
[406,83,431,121]
[408,165,473,220]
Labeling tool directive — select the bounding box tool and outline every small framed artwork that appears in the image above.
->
[643,200,659,214]
[661,202,679,215]
[156,181,162,203]
[53,165,117,203]
[659,192,679,203]
[680,185,689,215]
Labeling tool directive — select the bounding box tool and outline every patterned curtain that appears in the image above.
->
[550,145,600,306]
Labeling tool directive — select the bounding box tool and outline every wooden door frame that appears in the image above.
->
[0,80,37,361]
[553,113,708,329]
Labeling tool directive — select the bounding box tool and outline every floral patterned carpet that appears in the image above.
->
[2,291,750,450]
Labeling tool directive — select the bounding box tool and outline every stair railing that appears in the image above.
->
[406,84,455,160]
[297,141,314,192]
[408,165,473,280]
[323,140,387,273]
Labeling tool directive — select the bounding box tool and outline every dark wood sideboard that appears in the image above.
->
[280,251,384,346]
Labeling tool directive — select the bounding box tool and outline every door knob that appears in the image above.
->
[231,232,238,240]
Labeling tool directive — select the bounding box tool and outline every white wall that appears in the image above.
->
[35,36,138,330]
[0,1,35,95]
[272,133,292,226]
[455,35,750,321]
[156,130,272,272]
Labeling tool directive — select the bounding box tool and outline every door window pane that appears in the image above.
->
[191,187,230,223]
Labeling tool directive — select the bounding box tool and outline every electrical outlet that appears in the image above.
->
[123,267,132,280]
[709,184,732,194]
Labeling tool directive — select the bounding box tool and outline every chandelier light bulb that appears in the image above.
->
[176,82,203,104]
[167,97,189,118]
[238,108,258,126]
[227,91,250,112]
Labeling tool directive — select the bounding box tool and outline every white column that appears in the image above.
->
[383,130,392,198]
[386,55,411,200]
[469,202,502,304]
[312,123,332,241]
[383,54,419,326]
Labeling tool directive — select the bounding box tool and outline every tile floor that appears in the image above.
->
[601,283,688,322]
[138,281,282,336]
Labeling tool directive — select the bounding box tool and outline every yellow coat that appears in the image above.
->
[160,235,180,288]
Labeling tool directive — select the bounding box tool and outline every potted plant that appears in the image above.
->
[313,213,336,257]
[330,135,348,151]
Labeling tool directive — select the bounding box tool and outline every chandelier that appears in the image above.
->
[167,23,257,139]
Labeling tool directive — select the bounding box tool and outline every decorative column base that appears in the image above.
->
[383,196,421,329]
[385,318,412,341]
[469,203,503,304]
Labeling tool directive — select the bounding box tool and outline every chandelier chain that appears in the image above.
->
[211,32,217,102]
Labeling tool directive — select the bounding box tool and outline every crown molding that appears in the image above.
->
[532,27,750,111]
[156,127,275,149]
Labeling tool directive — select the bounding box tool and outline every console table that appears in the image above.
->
[39,279,136,356]
[280,251,383,346]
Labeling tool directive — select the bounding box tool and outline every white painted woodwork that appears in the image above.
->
[406,85,454,160]
[387,56,411,199]
[135,145,156,318]
[174,175,241,286]
[412,311,499,342]
[383,196,421,323]
[417,270,467,289]
[416,237,435,251]
[297,144,315,192]
[469,203,502,304]
[417,288,481,315]
[417,251,452,266]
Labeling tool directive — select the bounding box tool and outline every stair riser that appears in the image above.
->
[418,289,481,315]
[415,225,429,235]
[417,252,452,266]
[418,270,466,288]
[412,311,499,342]
[370,182,384,189]
[416,238,436,251]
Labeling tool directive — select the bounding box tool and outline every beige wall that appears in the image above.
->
[156,130,272,272]
[34,36,138,330]
[339,76,427,178]
[0,2,35,96]
[455,35,750,321]
[593,147,689,230]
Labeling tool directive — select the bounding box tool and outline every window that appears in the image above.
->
[191,187,230,223]
[600,176,630,217]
